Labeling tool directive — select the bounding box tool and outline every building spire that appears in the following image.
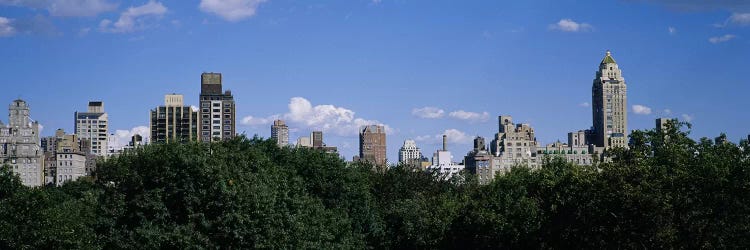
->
[601,50,617,64]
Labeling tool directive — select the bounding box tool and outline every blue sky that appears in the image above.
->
[1,0,749,161]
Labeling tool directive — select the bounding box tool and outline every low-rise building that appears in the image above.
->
[426,135,465,179]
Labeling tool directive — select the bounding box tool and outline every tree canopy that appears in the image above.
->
[1,122,749,249]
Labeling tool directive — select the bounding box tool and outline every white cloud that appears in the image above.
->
[190,105,199,112]
[412,106,445,119]
[668,26,677,35]
[199,0,267,22]
[448,110,490,122]
[99,1,167,33]
[632,104,652,115]
[709,34,736,44]
[241,115,276,126]
[415,129,472,145]
[0,17,15,37]
[241,97,392,136]
[0,0,117,17]
[112,125,149,148]
[730,12,750,25]
[681,114,694,122]
[663,109,672,115]
[549,18,593,32]
[579,102,590,108]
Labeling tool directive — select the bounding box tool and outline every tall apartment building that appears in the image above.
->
[199,73,236,142]
[0,99,44,187]
[358,125,387,166]
[312,131,323,148]
[398,139,422,166]
[490,115,540,169]
[592,50,628,148]
[656,118,671,133]
[465,136,501,185]
[75,101,108,156]
[271,119,289,147]
[150,94,199,143]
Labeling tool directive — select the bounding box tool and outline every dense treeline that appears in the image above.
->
[1,122,749,249]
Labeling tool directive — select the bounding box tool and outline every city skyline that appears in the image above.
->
[2,1,750,161]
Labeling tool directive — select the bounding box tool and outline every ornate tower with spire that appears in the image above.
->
[592,50,628,148]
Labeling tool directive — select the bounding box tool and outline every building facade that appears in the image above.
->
[358,125,387,166]
[0,99,44,187]
[464,136,502,185]
[55,152,87,186]
[426,135,465,179]
[592,50,628,149]
[150,94,199,143]
[199,73,236,142]
[75,101,108,157]
[41,129,94,185]
[271,120,289,147]
[295,131,338,153]
[398,139,422,166]
[490,115,541,169]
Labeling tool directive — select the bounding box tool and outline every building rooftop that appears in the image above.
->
[601,50,617,64]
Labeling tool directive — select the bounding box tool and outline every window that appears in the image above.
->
[212,103,220,107]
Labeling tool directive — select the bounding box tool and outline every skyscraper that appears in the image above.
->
[398,139,422,166]
[592,50,628,148]
[311,131,323,148]
[0,99,44,187]
[75,101,108,156]
[359,125,387,166]
[150,94,199,143]
[271,119,289,147]
[199,72,236,142]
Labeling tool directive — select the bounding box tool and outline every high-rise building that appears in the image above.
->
[312,131,323,148]
[271,120,289,147]
[41,128,96,185]
[150,94,199,143]
[75,101,108,156]
[656,118,671,133]
[199,73,236,142]
[592,50,628,149]
[464,136,500,185]
[0,99,44,187]
[358,125,387,166]
[490,115,540,169]
[398,139,422,166]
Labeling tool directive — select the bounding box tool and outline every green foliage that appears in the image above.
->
[0,123,749,248]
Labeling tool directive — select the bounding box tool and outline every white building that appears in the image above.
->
[0,99,44,187]
[426,135,465,179]
[296,136,312,148]
[55,152,86,186]
[75,101,109,157]
[398,139,422,165]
